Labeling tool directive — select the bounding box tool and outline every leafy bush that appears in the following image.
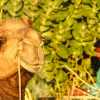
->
[1,0,100,98]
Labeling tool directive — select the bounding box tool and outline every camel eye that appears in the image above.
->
[0,37,6,48]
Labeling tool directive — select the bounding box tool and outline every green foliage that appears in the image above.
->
[1,0,100,99]
[25,75,55,100]
[96,68,100,85]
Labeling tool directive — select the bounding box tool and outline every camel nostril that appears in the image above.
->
[0,37,7,48]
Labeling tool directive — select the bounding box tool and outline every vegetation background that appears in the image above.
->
[0,0,100,99]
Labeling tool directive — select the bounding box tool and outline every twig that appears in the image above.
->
[18,57,22,100]
[85,69,95,84]
[25,88,33,100]
[63,96,99,100]
[64,64,100,99]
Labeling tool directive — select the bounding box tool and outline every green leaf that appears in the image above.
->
[55,70,67,83]
[83,0,92,4]
[50,10,67,21]
[83,42,95,56]
[96,68,100,84]
[42,31,54,39]
[96,0,100,7]
[74,5,95,18]
[75,0,81,5]
[26,75,55,99]
[56,44,68,59]
[0,0,8,8]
